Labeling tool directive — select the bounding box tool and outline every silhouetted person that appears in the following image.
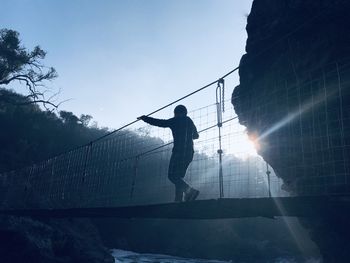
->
[138,105,199,202]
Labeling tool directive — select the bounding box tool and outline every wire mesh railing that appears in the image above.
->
[0,70,288,210]
[1,1,350,210]
[1,56,350,210]
[2,56,350,210]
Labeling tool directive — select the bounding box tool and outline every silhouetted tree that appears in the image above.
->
[0,28,58,109]
[0,89,106,172]
[80,114,93,127]
[60,110,80,124]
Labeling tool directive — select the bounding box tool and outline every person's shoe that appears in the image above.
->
[184,188,200,202]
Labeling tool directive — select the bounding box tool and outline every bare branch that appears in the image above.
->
[0,29,60,110]
[16,99,59,108]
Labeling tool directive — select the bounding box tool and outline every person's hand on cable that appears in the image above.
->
[137,115,147,121]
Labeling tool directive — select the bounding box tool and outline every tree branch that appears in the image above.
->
[0,29,60,110]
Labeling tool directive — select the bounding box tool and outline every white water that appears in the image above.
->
[111,249,321,263]
[111,249,231,263]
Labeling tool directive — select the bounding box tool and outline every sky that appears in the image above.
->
[1,0,253,129]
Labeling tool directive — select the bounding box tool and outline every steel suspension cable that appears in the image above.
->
[72,0,344,146]
[136,116,238,158]
[40,0,347,161]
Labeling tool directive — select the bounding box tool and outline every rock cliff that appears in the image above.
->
[232,0,350,260]
[233,0,350,195]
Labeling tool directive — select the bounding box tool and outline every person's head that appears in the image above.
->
[174,105,187,117]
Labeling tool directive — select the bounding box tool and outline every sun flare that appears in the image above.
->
[220,124,260,159]
[224,134,258,159]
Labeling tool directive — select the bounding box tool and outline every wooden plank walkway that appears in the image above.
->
[1,195,350,219]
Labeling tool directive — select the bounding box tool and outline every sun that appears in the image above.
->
[227,135,258,159]
[222,126,259,159]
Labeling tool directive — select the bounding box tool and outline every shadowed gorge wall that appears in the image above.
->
[232,0,350,194]
[232,0,350,260]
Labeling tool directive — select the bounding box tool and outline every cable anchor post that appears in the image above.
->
[216,79,225,198]
[219,78,225,112]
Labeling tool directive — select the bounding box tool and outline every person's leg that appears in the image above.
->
[168,153,191,202]
[174,188,183,202]
[182,152,199,201]
[180,151,194,180]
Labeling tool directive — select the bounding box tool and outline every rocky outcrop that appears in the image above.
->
[232,0,350,261]
[233,0,350,194]
[0,216,114,263]
[0,162,114,263]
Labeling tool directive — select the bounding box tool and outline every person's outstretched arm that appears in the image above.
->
[138,115,171,128]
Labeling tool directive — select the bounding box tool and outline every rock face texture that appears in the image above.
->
[0,216,114,263]
[233,0,350,194]
[232,0,350,260]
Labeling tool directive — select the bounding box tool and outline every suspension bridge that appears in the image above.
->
[1,3,350,219]
[0,56,350,219]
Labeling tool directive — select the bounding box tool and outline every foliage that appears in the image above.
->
[0,29,58,109]
[0,89,106,173]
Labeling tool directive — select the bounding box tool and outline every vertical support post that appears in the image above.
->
[80,142,92,207]
[24,166,33,199]
[61,151,72,202]
[130,155,139,201]
[216,78,225,198]
[266,162,271,198]
[82,142,93,183]
[336,62,348,188]
[48,157,56,204]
